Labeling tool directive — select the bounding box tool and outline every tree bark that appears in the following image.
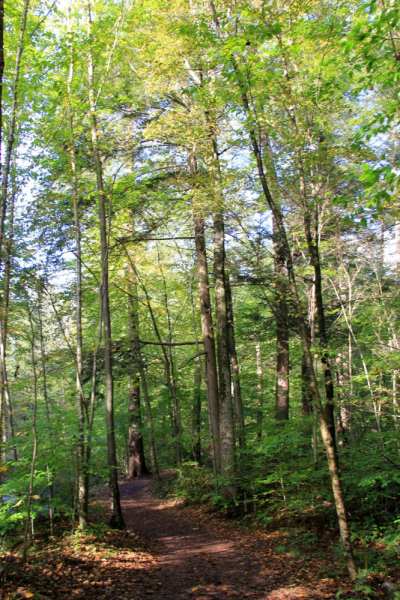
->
[273,215,289,421]
[127,278,149,477]
[87,0,124,529]
[189,151,221,473]
[226,275,245,450]
[213,211,236,496]
[23,300,39,563]
[192,357,202,463]
[254,331,264,437]
[67,23,88,526]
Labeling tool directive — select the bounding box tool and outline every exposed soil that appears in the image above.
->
[1,474,371,599]
[99,474,362,600]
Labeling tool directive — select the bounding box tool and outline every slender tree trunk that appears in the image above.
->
[254,331,264,436]
[301,355,313,416]
[0,0,29,260]
[0,0,29,466]
[273,215,289,421]
[38,286,55,532]
[213,211,235,496]
[157,247,182,465]
[188,277,206,464]
[87,1,124,529]
[138,359,159,477]
[23,303,39,563]
[226,275,245,451]
[67,24,88,527]
[1,179,17,461]
[205,6,357,572]
[127,277,149,477]
[192,357,202,463]
[189,151,221,473]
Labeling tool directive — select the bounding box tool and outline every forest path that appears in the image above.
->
[115,474,348,600]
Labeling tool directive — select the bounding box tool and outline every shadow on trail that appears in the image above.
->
[1,474,361,600]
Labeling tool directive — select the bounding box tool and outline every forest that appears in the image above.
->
[0,0,399,598]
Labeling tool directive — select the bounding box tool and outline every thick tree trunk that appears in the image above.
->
[214,211,235,496]
[127,278,149,477]
[189,151,221,473]
[273,215,289,421]
[226,275,245,450]
[87,1,124,529]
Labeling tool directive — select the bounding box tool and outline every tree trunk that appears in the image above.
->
[127,278,149,477]
[254,331,264,437]
[0,0,29,467]
[157,246,182,465]
[87,0,124,529]
[192,357,202,463]
[213,211,235,497]
[189,151,221,473]
[23,301,39,563]
[301,355,313,416]
[66,27,88,526]
[138,359,159,478]
[273,215,289,421]
[226,275,245,450]
[1,178,17,461]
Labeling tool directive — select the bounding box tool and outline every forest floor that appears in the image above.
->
[0,473,385,600]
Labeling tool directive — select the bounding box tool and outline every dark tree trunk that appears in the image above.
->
[301,355,313,416]
[127,279,149,478]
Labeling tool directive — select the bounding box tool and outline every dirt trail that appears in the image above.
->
[115,475,351,600]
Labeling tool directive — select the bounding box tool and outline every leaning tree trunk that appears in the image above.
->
[87,0,124,529]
